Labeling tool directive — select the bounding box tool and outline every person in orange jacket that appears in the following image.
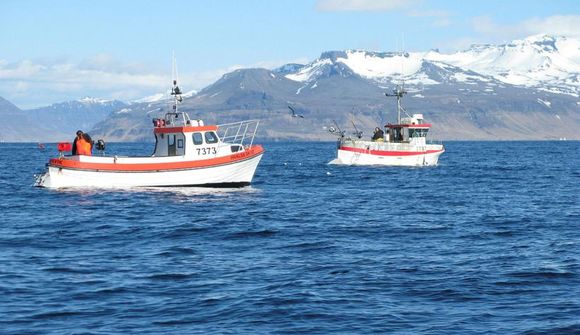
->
[72,130,93,156]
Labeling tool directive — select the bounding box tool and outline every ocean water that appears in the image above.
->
[0,141,578,334]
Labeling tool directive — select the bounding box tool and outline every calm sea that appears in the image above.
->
[0,141,579,334]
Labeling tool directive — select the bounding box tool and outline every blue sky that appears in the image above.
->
[1,0,579,108]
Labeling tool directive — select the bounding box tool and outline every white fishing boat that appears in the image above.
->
[36,66,264,188]
[330,86,444,166]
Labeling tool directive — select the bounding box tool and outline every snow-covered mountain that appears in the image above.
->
[2,34,579,142]
[284,34,580,96]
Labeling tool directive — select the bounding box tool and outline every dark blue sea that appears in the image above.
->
[1,141,579,334]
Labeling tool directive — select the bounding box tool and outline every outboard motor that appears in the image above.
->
[96,139,106,155]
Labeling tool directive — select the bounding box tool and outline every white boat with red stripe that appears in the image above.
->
[36,71,264,188]
[330,86,444,166]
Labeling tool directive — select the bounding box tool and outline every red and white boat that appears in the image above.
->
[331,87,444,166]
[36,76,264,188]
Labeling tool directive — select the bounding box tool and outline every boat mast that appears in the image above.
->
[170,52,183,117]
[385,85,407,124]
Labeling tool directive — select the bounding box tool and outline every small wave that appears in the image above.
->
[31,310,84,320]
[165,226,209,238]
[327,158,344,165]
[94,286,129,294]
[41,267,92,274]
[508,271,575,279]
[226,229,278,239]
[157,246,198,257]
[145,273,195,281]
[153,318,198,326]
[522,324,580,335]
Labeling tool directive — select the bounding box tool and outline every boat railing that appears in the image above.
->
[427,139,443,145]
[163,112,192,126]
[218,120,260,147]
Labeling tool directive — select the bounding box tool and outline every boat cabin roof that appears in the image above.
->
[152,112,217,135]
[386,123,431,129]
[386,113,430,129]
[154,125,218,134]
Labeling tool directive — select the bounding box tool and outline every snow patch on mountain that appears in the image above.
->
[286,58,333,82]
[537,98,551,108]
[336,51,423,78]
[78,97,111,104]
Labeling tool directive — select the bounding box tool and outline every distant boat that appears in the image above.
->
[329,86,444,166]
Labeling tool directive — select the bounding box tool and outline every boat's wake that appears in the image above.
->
[327,158,346,165]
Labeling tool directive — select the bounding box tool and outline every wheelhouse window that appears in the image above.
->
[192,132,203,145]
[205,131,219,144]
[409,129,428,138]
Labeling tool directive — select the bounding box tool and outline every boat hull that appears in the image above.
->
[37,148,263,189]
[336,143,444,167]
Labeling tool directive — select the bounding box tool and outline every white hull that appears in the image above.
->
[37,154,262,188]
[334,140,444,167]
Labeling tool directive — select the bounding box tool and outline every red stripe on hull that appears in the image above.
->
[49,145,264,172]
[386,124,431,128]
[339,146,443,156]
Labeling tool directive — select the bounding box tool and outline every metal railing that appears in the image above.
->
[217,120,260,147]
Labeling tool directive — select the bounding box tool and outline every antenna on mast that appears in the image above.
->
[385,33,411,124]
[385,86,408,125]
[170,51,183,113]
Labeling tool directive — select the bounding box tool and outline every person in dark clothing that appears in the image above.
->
[71,130,83,155]
[371,127,384,141]
[72,130,93,155]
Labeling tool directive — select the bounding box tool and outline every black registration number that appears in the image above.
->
[197,147,217,155]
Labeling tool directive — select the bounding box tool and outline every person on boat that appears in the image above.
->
[71,130,82,155]
[82,132,94,154]
[72,130,92,156]
[372,127,384,142]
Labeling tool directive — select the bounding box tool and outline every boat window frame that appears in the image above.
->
[409,128,428,138]
[205,131,219,144]
[168,134,177,156]
[192,132,204,145]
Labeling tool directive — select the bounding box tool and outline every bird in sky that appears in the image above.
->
[288,106,304,118]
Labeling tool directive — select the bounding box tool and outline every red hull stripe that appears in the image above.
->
[386,124,431,128]
[154,125,218,134]
[49,145,264,172]
[340,146,443,156]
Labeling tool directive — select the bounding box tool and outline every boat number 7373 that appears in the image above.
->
[197,147,217,155]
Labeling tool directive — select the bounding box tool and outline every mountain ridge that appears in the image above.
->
[1,34,579,142]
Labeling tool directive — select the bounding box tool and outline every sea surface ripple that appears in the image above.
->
[0,141,579,334]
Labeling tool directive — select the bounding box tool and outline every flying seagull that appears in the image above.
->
[288,106,304,118]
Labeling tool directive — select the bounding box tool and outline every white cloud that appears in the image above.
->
[407,9,450,18]
[316,0,419,12]
[316,1,451,27]
[0,55,309,109]
[407,9,452,27]
[440,14,580,53]
[472,15,580,40]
